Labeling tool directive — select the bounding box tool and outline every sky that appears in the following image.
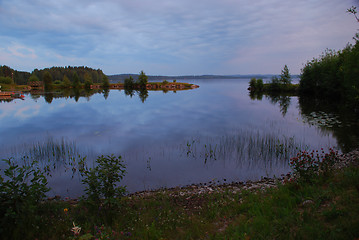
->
[0,0,358,75]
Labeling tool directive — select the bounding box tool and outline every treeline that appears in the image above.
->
[123,71,148,90]
[249,65,298,95]
[0,65,31,85]
[299,6,359,107]
[299,40,359,106]
[108,73,290,82]
[250,28,359,109]
[0,65,108,86]
[123,71,149,102]
[31,66,106,85]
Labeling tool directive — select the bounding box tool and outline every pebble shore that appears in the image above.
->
[49,149,359,203]
[129,148,359,199]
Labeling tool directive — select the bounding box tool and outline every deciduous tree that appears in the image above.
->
[138,70,148,89]
[62,75,71,88]
[72,72,80,88]
[102,75,110,89]
[43,71,53,90]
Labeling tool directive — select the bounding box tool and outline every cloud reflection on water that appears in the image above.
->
[0,79,339,197]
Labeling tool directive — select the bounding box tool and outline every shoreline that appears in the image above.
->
[1,82,200,92]
[49,149,359,203]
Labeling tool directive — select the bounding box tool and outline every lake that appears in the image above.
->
[1,78,358,198]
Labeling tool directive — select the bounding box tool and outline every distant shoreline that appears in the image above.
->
[109,74,301,82]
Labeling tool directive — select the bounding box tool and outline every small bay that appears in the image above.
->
[1,78,356,197]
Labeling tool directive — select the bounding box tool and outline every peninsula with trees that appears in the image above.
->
[0,66,199,92]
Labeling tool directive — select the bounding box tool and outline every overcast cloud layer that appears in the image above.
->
[0,0,358,75]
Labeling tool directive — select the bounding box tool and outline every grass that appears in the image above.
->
[0,83,29,91]
[184,130,306,166]
[2,159,358,239]
[5,137,85,173]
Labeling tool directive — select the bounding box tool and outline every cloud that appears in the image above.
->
[0,0,357,74]
[7,43,37,59]
[14,105,41,119]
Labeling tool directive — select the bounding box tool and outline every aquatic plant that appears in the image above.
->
[182,129,306,167]
[27,137,79,163]
[2,137,90,179]
[301,111,342,128]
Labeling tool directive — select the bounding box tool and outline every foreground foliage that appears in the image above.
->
[0,149,358,239]
[80,155,126,211]
[0,159,49,238]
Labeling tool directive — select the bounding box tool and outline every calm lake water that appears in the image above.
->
[1,78,358,197]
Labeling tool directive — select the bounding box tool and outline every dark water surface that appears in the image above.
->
[1,78,356,197]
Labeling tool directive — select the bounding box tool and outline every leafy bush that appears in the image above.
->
[53,80,62,85]
[300,40,359,107]
[0,76,13,84]
[80,155,126,210]
[266,76,281,92]
[255,78,263,90]
[0,158,49,236]
[162,80,169,85]
[249,78,263,92]
[250,66,296,95]
[102,75,110,89]
[28,74,40,83]
[124,76,135,90]
[84,79,93,89]
[249,78,256,90]
[62,75,72,88]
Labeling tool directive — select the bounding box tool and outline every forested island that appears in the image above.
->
[0,66,199,92]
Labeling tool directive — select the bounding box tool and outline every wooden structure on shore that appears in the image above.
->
[0,91,25,100]
[90,83,199,91]
[28,81,44,90]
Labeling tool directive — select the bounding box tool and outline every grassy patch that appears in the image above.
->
[0,83,29,91]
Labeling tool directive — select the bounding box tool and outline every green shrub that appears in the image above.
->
[102,75,110,89]
[0,76,13,84]
[28,74,40,83]
[0,158,49,237]
[267,76,281,92]
[249,78,257,90]
[53,80,62,85]
[80,155,126,210]
[124,76,135,90]
[84,79,93,89]
[256,78,263,91]
[62,75,72,88]
[300,41,359,107]
[249,78,263,92]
